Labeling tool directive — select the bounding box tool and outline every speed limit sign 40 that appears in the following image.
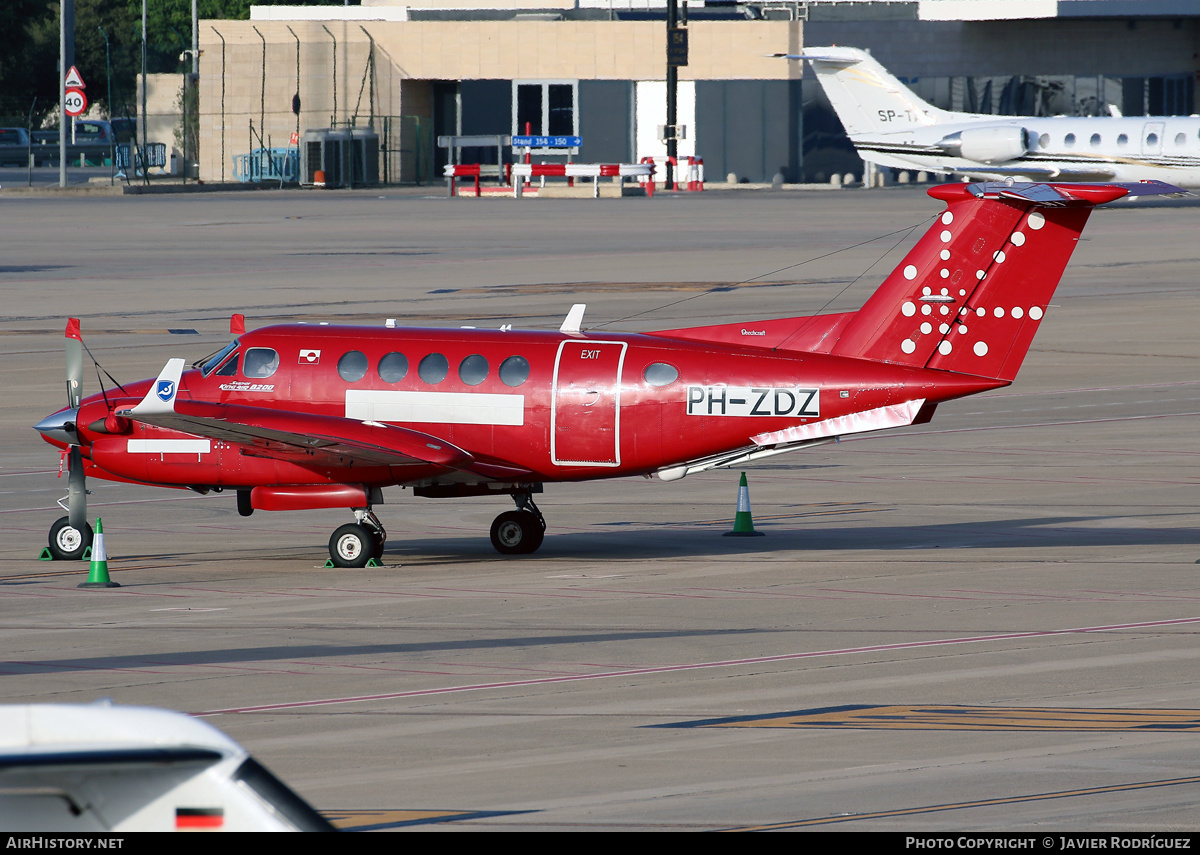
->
[64,88,88,117]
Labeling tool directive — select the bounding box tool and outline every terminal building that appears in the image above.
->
[196,0,1200,185]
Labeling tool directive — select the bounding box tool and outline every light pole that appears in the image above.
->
[98,26,112,183]
[141,0,148,174]
[59,0,67,186]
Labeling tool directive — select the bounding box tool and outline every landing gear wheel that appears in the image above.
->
[490,510,545,555]
[48,516,93,561]
[370,530,386,562]
[329,523,372,568]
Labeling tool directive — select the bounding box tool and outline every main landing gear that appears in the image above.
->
[489,493,546,555]
[328,508,387,568]
[323,490,547,566]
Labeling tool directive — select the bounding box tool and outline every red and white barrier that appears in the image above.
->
[641,156,705,193]
[509,162,655,197]
[444,160,662,198]
[444,163,483,197]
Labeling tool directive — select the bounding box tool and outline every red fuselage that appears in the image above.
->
[56,324,1002,492]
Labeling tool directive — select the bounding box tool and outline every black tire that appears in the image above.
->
[370,530,386,561]
[490,510,545,555]
[329,523,372,568]
[48,516,93,561]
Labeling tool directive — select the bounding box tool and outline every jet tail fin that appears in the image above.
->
[830,181,1183,382]
[797,46,953,136]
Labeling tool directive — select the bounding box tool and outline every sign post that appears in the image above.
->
[664,0,688,190]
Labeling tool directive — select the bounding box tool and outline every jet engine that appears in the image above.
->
[936,126,1034,165]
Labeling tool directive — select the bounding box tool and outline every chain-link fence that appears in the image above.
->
[200,26,436,187]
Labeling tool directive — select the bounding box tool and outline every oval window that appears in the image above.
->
[1089,133,1101,147]
[644,362,679,387]
[378,352,408,383]
[1175,132,1186,146]
[1038,133,1049,149]
[1063,133,1076,147]
[498,355,530,387]
[1147,132,1159,146]
[1117,133,1129,148]
[458,354,489,386]
[337,351,368,383]
[243,348,279,379]
[418,353,448,385]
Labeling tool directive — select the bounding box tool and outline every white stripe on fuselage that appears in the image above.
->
[127,439,211,453]
[345,390,525,426]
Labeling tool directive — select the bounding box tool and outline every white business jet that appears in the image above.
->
[788,46,1200,187]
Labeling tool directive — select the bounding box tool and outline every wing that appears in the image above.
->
[120,358,474,470]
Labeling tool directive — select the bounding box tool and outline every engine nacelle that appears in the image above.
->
[937,126,1033,165]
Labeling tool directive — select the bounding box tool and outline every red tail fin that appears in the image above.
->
[831,182,1128,381]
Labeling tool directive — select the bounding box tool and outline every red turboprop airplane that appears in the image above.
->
[34,181,1179,567]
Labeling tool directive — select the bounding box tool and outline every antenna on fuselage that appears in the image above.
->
[559,304,586,334]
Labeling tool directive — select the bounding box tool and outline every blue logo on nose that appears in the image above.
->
[156,380,175,402]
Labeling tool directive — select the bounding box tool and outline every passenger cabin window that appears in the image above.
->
[643,362,679,387]
[499,355,530,387]
[458,354,488,386]
[1038,133,1049,149]
[418,353,448,384]
[378,352,408,383]
[1146,132,1159,146]
[243,348,279,379]
[1089,133,1101,147]
[1176,132,1186,146]
[338,351,368,383]
[1064,133,1076,147]
[1117,133,1129,148]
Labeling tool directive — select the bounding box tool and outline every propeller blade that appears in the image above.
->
[65,318,83,410]
[67,446,87,533]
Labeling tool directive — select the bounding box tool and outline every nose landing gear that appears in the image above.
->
[328,507,387,568]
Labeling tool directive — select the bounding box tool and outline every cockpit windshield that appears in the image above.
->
[198,339,240,376]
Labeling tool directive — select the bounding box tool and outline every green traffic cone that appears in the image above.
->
[723,472,765,537]
[79,517,120,588]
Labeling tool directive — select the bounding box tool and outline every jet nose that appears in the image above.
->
[33,408,80,445]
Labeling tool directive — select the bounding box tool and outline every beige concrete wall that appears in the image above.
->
[198,19,800,183]
[136,73,185,172]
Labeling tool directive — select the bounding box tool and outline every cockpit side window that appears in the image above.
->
[215,354,240,376]
[200,340,240,376]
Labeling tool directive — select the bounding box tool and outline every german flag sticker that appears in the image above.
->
[176,807,224,830]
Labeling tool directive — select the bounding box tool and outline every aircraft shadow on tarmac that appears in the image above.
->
[0,265,72,274]
[1,628,772,676]
[83,510,1200,567]
[379,513,1200,561]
